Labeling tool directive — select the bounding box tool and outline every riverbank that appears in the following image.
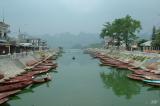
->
[0,49,60,82]
[84,48,160,87]
[85,48,160,70]
[4,49,160,106]
[0,48,62,104]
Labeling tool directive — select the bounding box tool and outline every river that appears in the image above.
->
[2,49,160,106]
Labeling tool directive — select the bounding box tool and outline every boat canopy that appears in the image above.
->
[140,41,152,47]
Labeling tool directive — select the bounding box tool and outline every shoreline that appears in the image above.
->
[84,48,160,87]
[84,48,160,71]
[0,49,60,82]
[0,48,62,104]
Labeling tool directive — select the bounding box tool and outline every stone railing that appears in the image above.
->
[121,50,160,58]
[0,51,34,60]
[0,54,10,59]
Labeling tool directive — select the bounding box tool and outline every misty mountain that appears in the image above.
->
[39,32,102,48]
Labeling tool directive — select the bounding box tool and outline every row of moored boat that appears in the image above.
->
[0,54,59,104]
[85,50,160,87]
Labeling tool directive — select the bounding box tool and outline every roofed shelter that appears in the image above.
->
[140,41,160,53]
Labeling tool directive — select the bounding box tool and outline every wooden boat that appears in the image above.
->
[51,65,58,69]
[0,74,4,80]
[72,56,75,60]
[0,81,33,93]
[43,60,53,63]
[38,69,50,73]
[147,83,160,87]
[116,64,129,69]
[105,59,122,65]
[35,65,52,69]
[0,98,8,104]
[33,76,51,84]
[133,70,153,75]
[99,63,117,67]
[100,58,133,69]
[97,55,106,59]
[142,74,160,80]
[32,67,50,71]
[100,60,118,65]
[128,67,141,72]
[40,63,57,66]
[130,73,143,77]
[91,54,102,58]
[29,69,49,75]
[35,65,56,70]
[23,71,41,76]
[127,74,144,81]
[26,60,38,66]
[2,68,51,85]
[25,70,49,76]
[128,74,159,81]
[1,77,32,85]
[99,58,109,61]
[99,63,107,66]
[0,90,21,100]
[93,53,105,58]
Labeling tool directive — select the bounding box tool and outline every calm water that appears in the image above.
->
[2,49,160,106]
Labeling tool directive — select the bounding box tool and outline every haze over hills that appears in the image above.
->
[38,32,102,49]
[37,31,152,49]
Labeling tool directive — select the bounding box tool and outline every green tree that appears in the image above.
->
[100,21,123,48]
[100,15,141,50]
[151,26,156,40]
[119,15,141,50]
[100,22,117,47]
[100,22,112,38]
[152,28,160,47]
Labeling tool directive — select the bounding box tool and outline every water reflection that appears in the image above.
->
[9,95,21,100]
[30,81,51,89]
[147,87,160,98]
[19,88,34,94]
[60,50,94,66]
[5,50,160,106]
[5,81,51,106]
[147,87,160,92]
[46,82,50,88]
[100,68,141,99]
[1,103,10,106]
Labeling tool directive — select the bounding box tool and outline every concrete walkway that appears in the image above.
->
[0,50,57,82]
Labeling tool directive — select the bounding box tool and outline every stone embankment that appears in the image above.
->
[84,48,160,87]
[0,49,60,82]
[85,48,160,71]
[0,49,62,104]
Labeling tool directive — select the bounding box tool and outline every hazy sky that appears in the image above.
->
[0,0,160,37]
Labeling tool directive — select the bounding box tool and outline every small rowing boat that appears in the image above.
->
[127,74,144,81]
[0,98,8,104]
[143,79,160,84]
[33,75,51,84]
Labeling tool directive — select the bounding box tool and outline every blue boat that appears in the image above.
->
[143,79,160,84]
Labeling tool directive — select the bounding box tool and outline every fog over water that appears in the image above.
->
[0,0,160,38]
